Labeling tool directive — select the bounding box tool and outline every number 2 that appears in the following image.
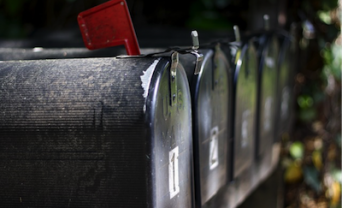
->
[209,126,219,170]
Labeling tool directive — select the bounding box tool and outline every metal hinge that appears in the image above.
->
[170,51,179,106]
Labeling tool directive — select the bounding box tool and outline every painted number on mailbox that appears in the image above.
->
[169,146,180,199]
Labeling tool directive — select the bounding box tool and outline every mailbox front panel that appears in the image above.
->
[233,42,258,178]
[277,37,294,137]
[149,60,193,208]
[195,49,229,205]
[258,36,279,157]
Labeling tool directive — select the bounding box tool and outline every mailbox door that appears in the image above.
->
[193,48,230,205]
[277,36,294,137]
[257,36,279,157]
[148,59,194,208]
[233,42,258,178]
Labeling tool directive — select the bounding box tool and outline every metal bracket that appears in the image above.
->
[233,25,241,42]
[168,31,203,106]
[263,14,270,31]
[233,25,242,65]
[118,30,203,75]
[170,51,179,106]
[190,51,203,75]
[189,31,203,75]
[191,31,199,50]
[117,31,203,106]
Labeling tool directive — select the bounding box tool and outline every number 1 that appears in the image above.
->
[169,146,179,199]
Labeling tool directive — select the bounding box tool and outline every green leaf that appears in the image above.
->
[299,108,317,122]
[336,134,341,148]
[317,10,332,24]
[3,0,26,16]
[322,43,342,81]
[321,0,338,11]
[290,141,304,160]
[297,95,314,109]
[332,169,342,184]
[303,166,322,193]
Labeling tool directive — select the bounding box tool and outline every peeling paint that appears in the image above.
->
[140,59,160,99]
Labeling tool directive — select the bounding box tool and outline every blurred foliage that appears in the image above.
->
[283,0,341,207]
[285,160,303,183]
[185,0,249,30]
[0,0,79,38]
[289,141,305,160]
[0,0,29,38]
[304,166,322,193]
[186,0,232,30]
[0,0,249,37]
[297,94,317,122]
[322,43,342,81]
[0,0,112,38]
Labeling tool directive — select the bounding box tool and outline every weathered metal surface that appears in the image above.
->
[252,34,280,181]
[184,47,230,206]
[0,48,163,61]
[256,35,279,159]
[0,56,193,207]
[276,34,295,138]
[233,40,258,179]
[149,58,193,208]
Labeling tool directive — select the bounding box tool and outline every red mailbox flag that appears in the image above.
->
[78,0,140,55]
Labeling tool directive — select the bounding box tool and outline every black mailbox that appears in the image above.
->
[232,40,258,179]
[255,34,280,160]
[0,55,194,208]
[0,47,162,61]
[276,33,295,139]
[181,45,231,206]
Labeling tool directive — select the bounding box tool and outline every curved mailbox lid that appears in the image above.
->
[256,34,280,159]
[233,40,258,179]
[0,47,164,61]
[0,56,193,208]
[147,58,193,208]
[181,45,230,206]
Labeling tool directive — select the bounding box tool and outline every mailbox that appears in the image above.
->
[0,47,163,61]
[276,33,294,139]
[0,55,194,208]
[181,45,231,206]
[232,40,258,178]
[255,34,280,159]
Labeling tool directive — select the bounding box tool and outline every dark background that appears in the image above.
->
[0,0,338,47]
[0,0,288,40]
